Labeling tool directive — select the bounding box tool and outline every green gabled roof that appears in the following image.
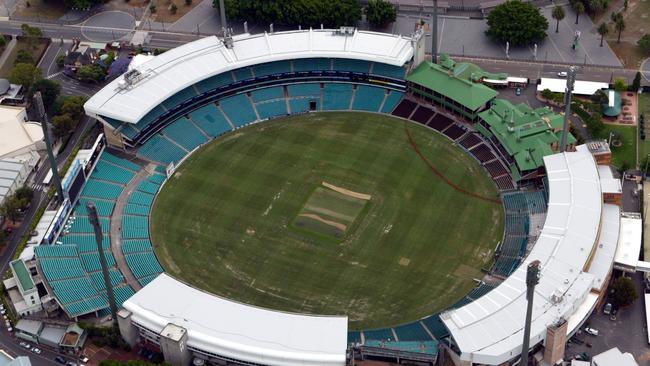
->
[478,99,576,172]
[10,259,34,292]
[407,61,498,111]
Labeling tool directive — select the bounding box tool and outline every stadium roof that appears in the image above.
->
[123,274,348,366]
[477,99,575,172]
[442,145,606,365]
[406,60,498,111]
[84,30,415,124]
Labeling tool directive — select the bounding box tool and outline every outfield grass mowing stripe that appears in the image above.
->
[152,112,503,329]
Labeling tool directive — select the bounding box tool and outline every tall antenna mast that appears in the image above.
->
[560,66,577,152]
[431,0,438,63]
[521,260,541,366]
[87,202,118,327]
[34,92,65,204]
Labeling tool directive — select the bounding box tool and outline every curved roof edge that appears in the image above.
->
[84,29,415,124]
[442,144,617,365]
[123,273,348,366]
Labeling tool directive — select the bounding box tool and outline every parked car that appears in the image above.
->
[557,71,568,77]
[7,327,12,332]
[604,303,612,315]
[585,327,599,336]
[19,342,29,348]
[66,362,78,366]
[31,348,41,355]
[55,356,66,364]
[79,356,89,363]
[515,87,522,96]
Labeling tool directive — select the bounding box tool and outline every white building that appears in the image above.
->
[0,105,43,163]
[3,259,42,316]
[591,347,638,366]
[0,158,30,207]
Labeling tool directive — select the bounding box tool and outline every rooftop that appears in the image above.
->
[537,78,609,96]
[85,30,415,124]
[123,273,348,366]
[406,60,498,111]
[442,145,605,365]
[477,99,575,172]
[0,106,43,159]
[10,260,34,292]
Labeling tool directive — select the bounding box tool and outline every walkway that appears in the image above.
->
[109,163,156,292]
[0,37,17,71]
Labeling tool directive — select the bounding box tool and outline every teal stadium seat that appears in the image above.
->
[381,91,404,114]
[188,104,232,138]
[250,87,284,102]
[256,100,288,119]
[371,62,406,79]
[352,85,385,112]
[162,118,208,151]
[138,135,187,164]
[323,84,352,110]
[252,61,290,77]
[293,58,331,72]
[195,73,234,94]
[219,94,257,127]
[162,86,199,110]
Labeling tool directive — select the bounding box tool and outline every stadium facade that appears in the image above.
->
[9,28,623,366]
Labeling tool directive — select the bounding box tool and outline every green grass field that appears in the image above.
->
[151,112,503,329]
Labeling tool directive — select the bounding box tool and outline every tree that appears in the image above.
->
[615,16,626,43]
[624,0,628,11]
[76,64,105,83]
[0,35,6,48]
[215,0,362,28]
[632,72,641,91]
[169,3,177,14]
[0,196,24,224]
[60,96,86,119]
[51,113,77,137]
[366,0,397,28]
[55,53,65,68]
[149,4,156,13]
[574,1,584,24]
[638,33,650,53]
[20,23,42,49]
[32,79,61,110]
[185,0,191,5]
[591,89,608,105]
[540,88,554,100]
[14,187,33,203]
[614,78,627,92]
[552,5,565,33]
[611,276,638,307]
[597,22,609,47]
[9,63,41,91]
[485,1,548,46]
[14,49,34,65]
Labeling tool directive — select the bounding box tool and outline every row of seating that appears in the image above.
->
[137,83,404,165]
[121,173,166,287]
[37,151,141,318]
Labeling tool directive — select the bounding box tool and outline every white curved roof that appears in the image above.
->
[123,273,348,366]
[84,30,415,124]
[442,145,607,365]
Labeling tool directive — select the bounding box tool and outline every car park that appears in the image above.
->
[584,327,599,336]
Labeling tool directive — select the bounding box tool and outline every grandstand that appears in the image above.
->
[72,30,623,366]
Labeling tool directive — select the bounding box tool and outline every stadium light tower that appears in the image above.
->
[218,0,227,35]
[521,260,541,366]
[87,202,118,327]
[560,66,577,152]
[34,92,65,204]
[432,0,438,64]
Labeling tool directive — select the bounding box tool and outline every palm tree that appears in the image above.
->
[615,16,626,43]
[552,5,565,33]
[597,22,609,47]
[574,2,584,24]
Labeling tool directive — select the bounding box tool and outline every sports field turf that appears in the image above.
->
[151,112,503,329]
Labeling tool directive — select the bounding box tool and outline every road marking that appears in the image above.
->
[46,71,63,79]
